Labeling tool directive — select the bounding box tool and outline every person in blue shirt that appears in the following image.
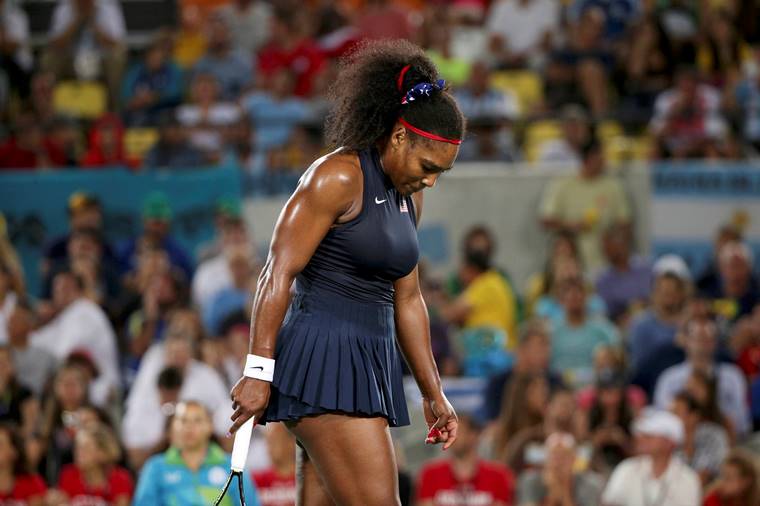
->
[121,32,184,126]
[134,400,259,506]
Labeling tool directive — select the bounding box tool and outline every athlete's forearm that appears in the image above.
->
[248,259,294,359]
[395,292,442,400]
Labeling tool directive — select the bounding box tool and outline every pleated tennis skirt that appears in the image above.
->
[260,289,410,427]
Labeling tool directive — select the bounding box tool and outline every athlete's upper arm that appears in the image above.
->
[267,155,360,279]
[394,266,422,304]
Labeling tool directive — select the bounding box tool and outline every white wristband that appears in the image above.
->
[243,354,275,382]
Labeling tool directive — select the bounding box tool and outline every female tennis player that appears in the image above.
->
[229,39,465,505]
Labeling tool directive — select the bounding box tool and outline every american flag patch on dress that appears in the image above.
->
[399,199,409,213]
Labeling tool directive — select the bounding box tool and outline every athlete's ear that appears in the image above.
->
[389,122,408,150]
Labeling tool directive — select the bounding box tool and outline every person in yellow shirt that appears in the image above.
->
[540,139,630,274]
[439,248,518,350]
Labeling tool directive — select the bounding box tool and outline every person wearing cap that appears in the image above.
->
[416,413,515,506]
[43,192,118,272]
[517,431,604,506]
[117,192,193,280]
[540,139,631,274]
[142,109,206,170]
[626,255,691,395]
[602,409,700,506]
[537,104,592,165]
[654,317,750,437]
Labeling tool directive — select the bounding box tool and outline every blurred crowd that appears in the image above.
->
[1,135,760,504]
[2,0,760,196]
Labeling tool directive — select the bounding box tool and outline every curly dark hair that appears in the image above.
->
[325,39,465,150]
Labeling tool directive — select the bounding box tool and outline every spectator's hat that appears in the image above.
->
[68,191,101,216]
[142,191,173,221]
[216,196,242,220]
[653,254,691,283]
[633,408,684,444]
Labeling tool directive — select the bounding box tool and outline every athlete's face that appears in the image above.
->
[384,125,460,196]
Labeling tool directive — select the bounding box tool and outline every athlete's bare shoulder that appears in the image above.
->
[294,148,363,222]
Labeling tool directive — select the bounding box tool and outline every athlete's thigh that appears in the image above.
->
[294,442,334,506]
[288,414,400,506]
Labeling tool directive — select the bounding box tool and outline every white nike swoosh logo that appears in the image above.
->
[375,197,387,204]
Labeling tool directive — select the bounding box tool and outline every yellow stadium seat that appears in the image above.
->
[125,128,159,162]
[603,135,654,166]
[523,120,562,163]
[53,81,107,119]
[596,120,623,141]
[490,71,544,117]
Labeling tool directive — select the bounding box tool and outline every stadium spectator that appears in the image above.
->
[172,4,207,69]
[436,237,518,350]
[537,104,593,166]
[730,54,760,152]
[602,409,701,506]
[48,425,133,505]
[212,312,249,388]
[416,413,515,506]
[192,216,250,314]
[486,0,560,70]
[123,331,233,468]
[492,373,551,461]
[517,432,604,506]
[117,192,194,280]
[0,263,17,344]
[0,0,32,97]
[0,346,35,431]
[540,139,631,274]
[0,423,46,504]
[192,11,253,101]
[595,224,652,323]
[525,232,580,315]
[703,450,760,506]
[80,113,130,168]
[422,10,472,87]
[0,112,66,169]
[42,227,121,310]
[696,9,752,88]
[568,0,639,42]
[550,277,620,387]
[683,369,735,441]
[700,242,760,322]
[533,255,606,326]
[627,255,691,393]
[251,423,296,506]
[121,31,183,127]
[30,270,120,407]
[6,301,56,396]
[177,72,242,159]
[0,216,24,300]
[501,388,581,474]
[27,72,57,129]
[222,118,268,196]
[142,110,206,170]
[546,7,612,116]
[242,68,312,153]
[578,369,637,473]
[42,0,126,105]
[219,0,272,56]
[34,364,91,484]
[44,115,82,167]
[671,391,729,485]
[203,246,255,336]
[696,225,743,293]
[481,320,561,424]
[621,15,678,126]
[133,400,258,505]
[649,67,729,159]
[654,317,750,437]
[42,192,115,274]
[257,6,326,98]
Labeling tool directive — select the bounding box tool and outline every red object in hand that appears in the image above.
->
[426,427,442,441]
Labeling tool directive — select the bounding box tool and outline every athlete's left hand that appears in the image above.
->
[422,392,458,450]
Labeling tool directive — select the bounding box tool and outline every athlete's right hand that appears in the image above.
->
[229,376,270,434]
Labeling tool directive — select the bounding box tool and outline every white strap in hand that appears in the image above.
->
[230,417,254,472]
[243,354,275,382]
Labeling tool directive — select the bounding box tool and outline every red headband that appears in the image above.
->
[397,64,411,91]
[398,117,462,145]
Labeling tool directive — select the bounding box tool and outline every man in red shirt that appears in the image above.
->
[252,423,296,506]
[0,113,66,170]
[416,414,515,506]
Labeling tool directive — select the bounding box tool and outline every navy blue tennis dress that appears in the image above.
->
[261,147,418,427]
